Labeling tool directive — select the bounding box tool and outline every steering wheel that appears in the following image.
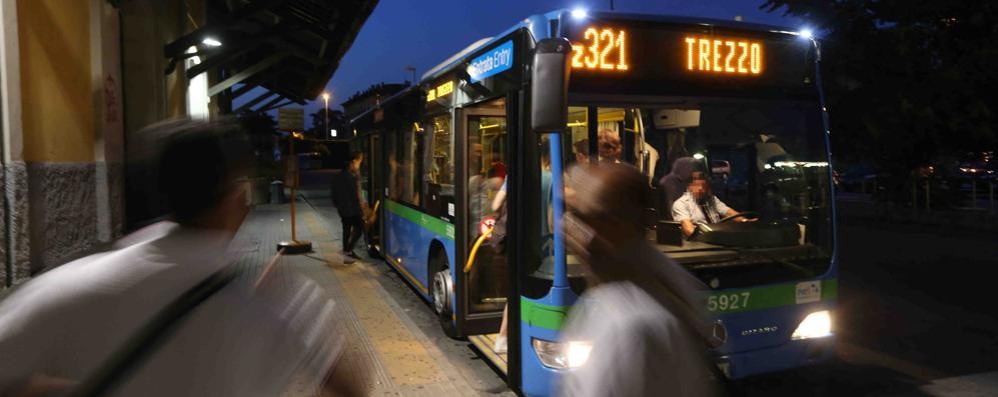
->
[718,211,760,223]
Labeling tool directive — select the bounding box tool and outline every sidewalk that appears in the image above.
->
[233,194,495,396]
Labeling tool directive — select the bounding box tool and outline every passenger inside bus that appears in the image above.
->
[571,129,623,165]
[672,170,752,237]
[491,138,553,354]
[596,129,622,163]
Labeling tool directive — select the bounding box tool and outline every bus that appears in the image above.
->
[349,9,837,396]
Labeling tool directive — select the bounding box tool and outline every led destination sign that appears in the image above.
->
[563,18,815,98]
[685,36,763,75]
[570,26,764,76]
[571,27,629,71]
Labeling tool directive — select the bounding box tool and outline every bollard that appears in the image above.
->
[270,180,285,204]
[972,179,978,209]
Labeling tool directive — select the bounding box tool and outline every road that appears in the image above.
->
[738,215,998,396]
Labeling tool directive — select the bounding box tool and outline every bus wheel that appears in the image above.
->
[430,251,458,338]
[431,270,452,316]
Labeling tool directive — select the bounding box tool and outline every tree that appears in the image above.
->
[236,111,281,179]
[761,0,997,178]
[307,108,348,139]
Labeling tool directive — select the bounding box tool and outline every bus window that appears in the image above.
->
[647,101,833,285]
[387,126,422,206]
[430,114,453,185]
[567,107,589,165]
[423,114,454,219]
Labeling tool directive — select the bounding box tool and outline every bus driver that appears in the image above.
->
[672,170,749,237]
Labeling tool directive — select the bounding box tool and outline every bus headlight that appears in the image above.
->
[792,310,832,340]
[532,338,593,369]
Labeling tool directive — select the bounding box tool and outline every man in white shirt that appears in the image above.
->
[672,171,748,237]
[0,119,358,396]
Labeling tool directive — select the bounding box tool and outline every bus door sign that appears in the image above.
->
[468,40,514,83]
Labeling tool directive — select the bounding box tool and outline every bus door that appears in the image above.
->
[456,103,508,335]
[368,133,383,255]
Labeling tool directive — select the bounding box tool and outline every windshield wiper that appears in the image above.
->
[670,246,816,278]
[735,249,816,278]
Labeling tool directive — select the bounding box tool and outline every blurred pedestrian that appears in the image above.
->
[560,163,724,397]
[0,118,361,397]
[332,151,369,264]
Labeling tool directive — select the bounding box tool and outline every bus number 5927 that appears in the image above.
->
[708,292,751,312]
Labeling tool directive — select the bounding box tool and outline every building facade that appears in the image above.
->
[0,0,378,289]
[0,0,207,287]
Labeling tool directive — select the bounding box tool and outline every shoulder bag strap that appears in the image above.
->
[69,267,238,397]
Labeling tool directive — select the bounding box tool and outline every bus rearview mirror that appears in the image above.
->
[531,38,572,133]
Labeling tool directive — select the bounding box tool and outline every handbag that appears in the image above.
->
[486,204,508,254]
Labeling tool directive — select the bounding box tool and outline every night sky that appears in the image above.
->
[299,1,804,126]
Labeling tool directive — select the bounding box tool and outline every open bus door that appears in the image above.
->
[455,104,509,339]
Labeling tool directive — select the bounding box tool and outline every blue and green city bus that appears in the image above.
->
[349,9,837,396]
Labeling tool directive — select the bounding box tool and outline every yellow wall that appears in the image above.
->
[17,0,94,162]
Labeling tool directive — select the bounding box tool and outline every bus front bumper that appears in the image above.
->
[714,335,835,379]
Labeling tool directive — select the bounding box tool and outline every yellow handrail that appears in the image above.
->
[464,227,493,273]
[365,200,381,226]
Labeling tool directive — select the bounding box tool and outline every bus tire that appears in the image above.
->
[430,251,458,338]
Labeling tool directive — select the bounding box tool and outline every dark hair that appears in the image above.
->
[539,137,551,162]
[568,162,649,230]
[350,151,364,162]
[573,138,589,154]
[150,118,252,224]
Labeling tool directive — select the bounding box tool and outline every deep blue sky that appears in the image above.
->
[290,1,803,126]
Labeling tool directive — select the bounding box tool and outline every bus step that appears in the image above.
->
[482,297,508,303]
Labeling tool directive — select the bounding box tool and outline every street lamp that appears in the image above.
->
[404,65,416,85]
[322,92,330,139]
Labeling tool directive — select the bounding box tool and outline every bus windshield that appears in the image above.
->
[560,99,833,289]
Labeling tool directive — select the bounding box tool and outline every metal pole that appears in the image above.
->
[290,135,297,241]
[925,179,931,212]
[324,97,329,139]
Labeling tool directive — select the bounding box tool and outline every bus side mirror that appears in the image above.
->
[531,38,572,133]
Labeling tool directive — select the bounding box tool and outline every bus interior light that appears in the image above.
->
[792,310,832,340]
[571,8,588,19]
[798,29,814,40]
[532,338,593,369]
[202,37,222,47]
[693,153,705,160]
